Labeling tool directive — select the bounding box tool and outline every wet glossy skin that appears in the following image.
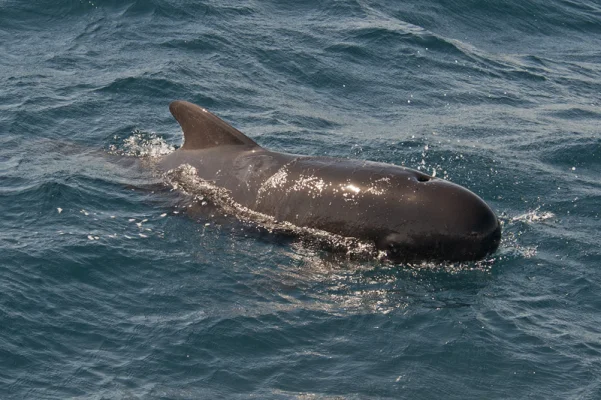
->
[160,145,501,262]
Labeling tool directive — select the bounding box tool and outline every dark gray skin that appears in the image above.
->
[160,101,501,262]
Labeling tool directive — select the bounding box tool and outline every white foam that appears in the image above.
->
[109,129,176,158]
[511,209,555,223]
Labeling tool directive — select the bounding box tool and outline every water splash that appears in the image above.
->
[108,129,176,158]
[496,207,556,259]
[510,208,556,223]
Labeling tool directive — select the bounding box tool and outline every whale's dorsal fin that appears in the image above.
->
[169,100,259,150]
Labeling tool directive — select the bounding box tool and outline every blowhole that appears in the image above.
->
[417,175,431,182]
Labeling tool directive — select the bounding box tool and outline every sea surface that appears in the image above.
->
[1,0,601,398]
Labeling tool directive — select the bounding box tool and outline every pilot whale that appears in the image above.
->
[159,100,501,262]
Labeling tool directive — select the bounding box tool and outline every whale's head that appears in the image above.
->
[371,170,501,262]
[262,157,502,263]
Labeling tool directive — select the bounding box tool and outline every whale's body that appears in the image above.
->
[160,100,501,262]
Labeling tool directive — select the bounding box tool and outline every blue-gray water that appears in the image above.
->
[1,1,601,398]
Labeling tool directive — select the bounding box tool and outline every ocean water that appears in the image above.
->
[1,0,601,398]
